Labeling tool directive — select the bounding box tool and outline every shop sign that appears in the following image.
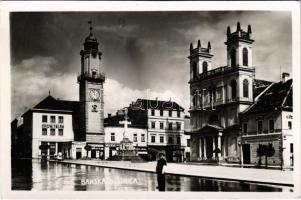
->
[135,147,148,151]
[105,143,120,147]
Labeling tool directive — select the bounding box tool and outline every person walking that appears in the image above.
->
[156,153,167,191]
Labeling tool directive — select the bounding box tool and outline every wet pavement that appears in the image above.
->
[12,159,292,191]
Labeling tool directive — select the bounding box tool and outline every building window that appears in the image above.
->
[176,122,181,130]
[243,123,248,134]
[58,116,64,123]
[168,137,173,144]
[133,134,137,142]
[151,109,155,116]
[151,121,156,129]
[42,128,47,135]
[231,80,237,99]
[160,109,163,116]
[141,134,145,142]
[243,79,249,98]
[42,115,47,123]
[168,123,173,130]
[177,110,181,118]
[160,122,164,130]
[290,143,293,153]
[192,95,197,108]
[177,137,181,144]
[50,116,56,123]
[216,87,222,100]
[151,135,156,143]
[169,110,172,117]
[187,139,190,147]
[50,129,55,136]
[269,119,275,132]
[192,62,197,79]
[243,48,248,66]
[202,61,208,73]
[160,136,164,143]
[58,129,63,136]
[257,120,263,134]
[231,49,236,67]
[111,133,115,141]
[288,121,292,129]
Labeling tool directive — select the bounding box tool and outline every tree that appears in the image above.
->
[84,144,92,158]
[257,144,275,168]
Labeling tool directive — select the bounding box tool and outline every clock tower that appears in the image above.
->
[78,21,105,155]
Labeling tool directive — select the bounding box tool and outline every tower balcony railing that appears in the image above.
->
[190,65,255,83]
[189,97,253,111]
[77,72,106,83]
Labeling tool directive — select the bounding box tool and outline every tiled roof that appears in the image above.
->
[130,98,185,111]
[243,79,292,114]
[253,79,273,98]
[33,95,79,112]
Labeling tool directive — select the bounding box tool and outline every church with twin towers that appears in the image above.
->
[187,22,293,167]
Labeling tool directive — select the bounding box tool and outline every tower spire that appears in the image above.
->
[88,19,93,36]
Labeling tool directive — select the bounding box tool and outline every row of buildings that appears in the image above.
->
[11,22,293,168]
[11,22,190,162]
[11,96,190,162]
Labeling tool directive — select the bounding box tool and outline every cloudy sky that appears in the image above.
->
[11,11,292,119]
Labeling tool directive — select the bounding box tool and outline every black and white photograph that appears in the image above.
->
[0,1,300,198]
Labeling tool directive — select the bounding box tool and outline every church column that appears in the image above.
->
[223,137,227,158]
[212,136,216,159]
[199,138,203,160]
[217,133,222,160]
[203,137,207,159]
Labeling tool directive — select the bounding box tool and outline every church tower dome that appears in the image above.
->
[83,21,100,52]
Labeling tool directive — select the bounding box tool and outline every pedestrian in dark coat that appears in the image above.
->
[156,153,167,191]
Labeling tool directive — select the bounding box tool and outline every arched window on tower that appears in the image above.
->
[231,80,237,99]
[202,61,208,73]
[192,62,197,79]
[231,49,236,67]
[243,48,248,66]
[243,79,249,98]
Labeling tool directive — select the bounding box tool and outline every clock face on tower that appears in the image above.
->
[89,89,100,101]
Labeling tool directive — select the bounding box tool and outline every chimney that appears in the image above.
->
[282,72,290,82]
[236,22,241,32]
[108,113,112,118]
[227,26,231,35]
[197,40,201,48]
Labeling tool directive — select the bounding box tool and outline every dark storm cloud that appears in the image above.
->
[11,11,292,118]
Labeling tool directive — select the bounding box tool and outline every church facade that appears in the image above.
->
[188,22,293,168]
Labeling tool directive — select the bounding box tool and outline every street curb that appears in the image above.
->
[53,160,294,188]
